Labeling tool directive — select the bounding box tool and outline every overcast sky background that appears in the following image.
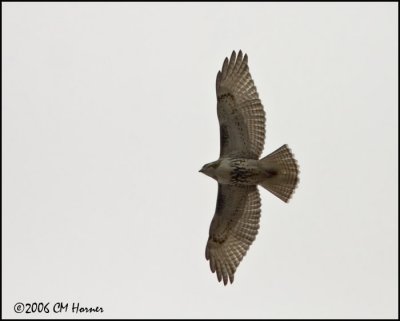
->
[2,2,398,319]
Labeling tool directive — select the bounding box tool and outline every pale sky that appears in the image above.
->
[2,2,398,319]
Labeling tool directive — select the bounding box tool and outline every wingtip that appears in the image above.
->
[230,51,236,65]
[216,70,222,89]
[237,50,243,61]
[222,275,234,286]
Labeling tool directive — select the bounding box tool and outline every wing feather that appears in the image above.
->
[226,51,236,77]
[205,184,261,285]
[216,50,266,159]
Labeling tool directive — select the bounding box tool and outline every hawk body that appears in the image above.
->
[206,158,263,186]
[200,50,299,285]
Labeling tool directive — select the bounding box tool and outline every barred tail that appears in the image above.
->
[259,144,299,202]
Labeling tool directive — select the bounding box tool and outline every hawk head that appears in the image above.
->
[199,161,219,180]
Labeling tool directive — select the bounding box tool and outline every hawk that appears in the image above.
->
[199,50,299,285]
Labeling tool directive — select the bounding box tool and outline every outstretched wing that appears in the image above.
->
[216,50,266,159]
[206,184,261,285]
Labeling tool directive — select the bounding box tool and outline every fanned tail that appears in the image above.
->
[259,144,299,202]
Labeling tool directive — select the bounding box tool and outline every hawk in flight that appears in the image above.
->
[199,50,299,285]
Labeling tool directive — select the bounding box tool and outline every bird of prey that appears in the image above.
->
[199,50,299,285]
